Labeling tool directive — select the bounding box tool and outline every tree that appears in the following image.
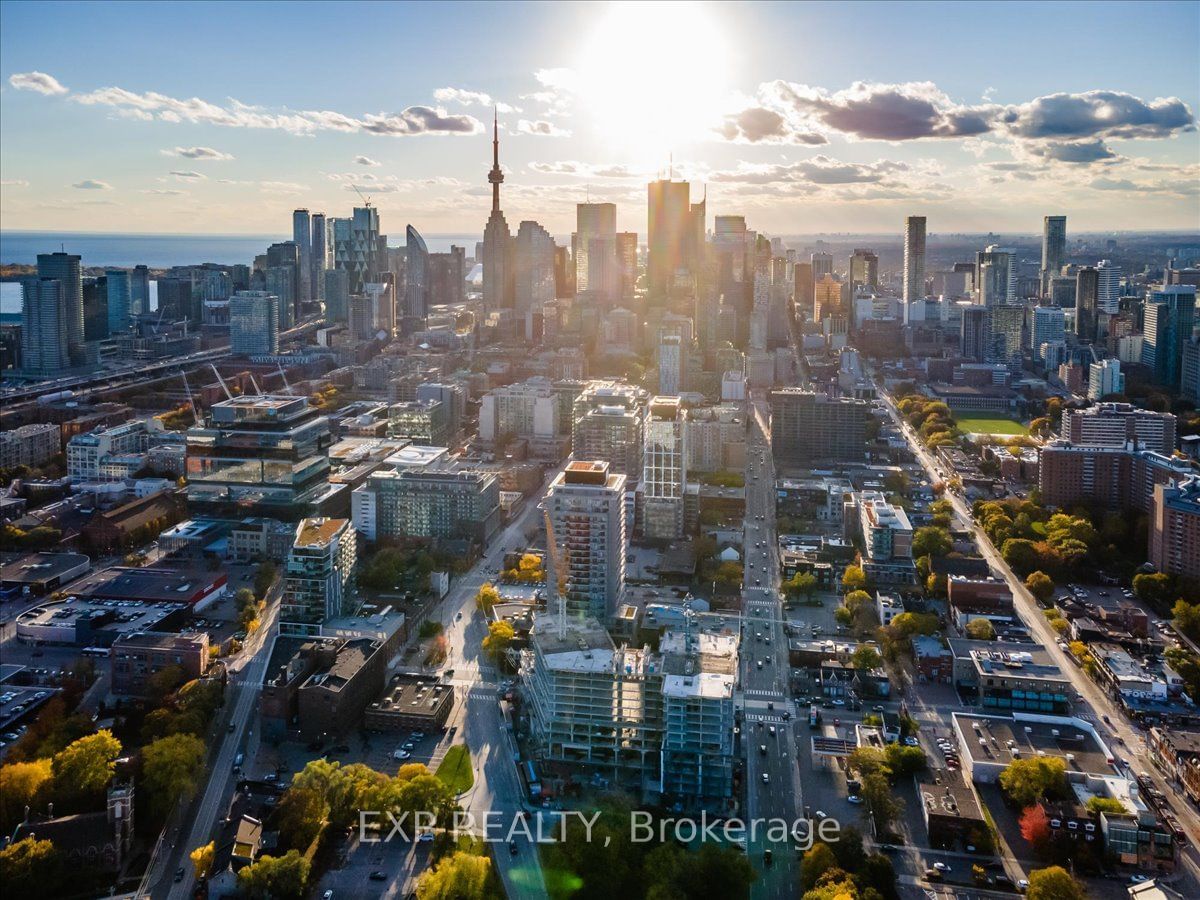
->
[416,850,493,900]
[276,786,329,852]
[1019,804,1051,845]
[1173,599,1200,642]
[662,842,757,900]
[141,733,206,821]
[863,771,902,829]
[237,850,311,900]
[1001,538,1042,574]
[799,843,840,893]
[475,583,500,614]
[482,620,515,665]
[1133,572,1175,609]
[233,587,255,609]
[841,565,868,593]
[252,561,277,599]
[50,730,121,804]
[190,842,215,879]
[1025,571,1055,603]
[0,837,61,899]
[999,757,1068,807]
[851,645,882,671]
[0,759,53,833]
[783,571,819,603]
[912,526,952,559]
[883,744,927,777]
[966,619,996,640]
[1026,866,1085,900]
[146,664,187,704]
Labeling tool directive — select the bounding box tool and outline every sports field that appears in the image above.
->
[955,415,1028,435]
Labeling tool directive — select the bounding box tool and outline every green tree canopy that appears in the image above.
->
[999,756,1068,807]
[912,526,952,559]
[416,850,493,900]
[50,730,121,805]
[141,733,206,821]
[966,618,996,640]
[0,837,61,899]
[237,850,311,900]
[1025,571,1055,603]
[1026,866,1086,900]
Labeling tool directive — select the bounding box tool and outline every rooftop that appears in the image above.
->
[293,517,349,549]
[953,712,1114,775]
[916,770,985,822]
[0,552,91,587]
[949,639,1067,682]
[112,630,208,652]
[304,637,381,693]
[662,671,735,700]
[370,674,452,717]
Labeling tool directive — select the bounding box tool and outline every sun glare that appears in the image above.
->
[577,1,731,166]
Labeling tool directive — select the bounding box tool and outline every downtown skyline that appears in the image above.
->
[1,0,1198,236]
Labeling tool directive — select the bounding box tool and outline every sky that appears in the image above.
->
[1,0,1198,239]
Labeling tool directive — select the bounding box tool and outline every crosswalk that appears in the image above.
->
[744,688,785,699]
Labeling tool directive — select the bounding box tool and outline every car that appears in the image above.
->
[2,732,18,741]
[369,872,388,881]
[174,867,186,883]
[393,750,411,760]
[904,737,919,747]
[782,710,791,721]
[769,725,776,734]
[402,742,415,751]
[411,732,426,739]
[847,795,863,804]
[762,773,770,784]
[933,862,950,872]
[418,832,436,843]
[1017,879,1029,892]
[763,848,773,866]
[1130,875,1150,884]
[760,744,767,755]
[228,723,236,733]
[264,773,278,782]
[832,699,846,707]
[510,841,519,856]
[323,892,334,900]
[872,705,885,712]
[766,702,774,711]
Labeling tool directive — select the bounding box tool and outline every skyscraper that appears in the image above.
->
[310,212,328,301]
[281,517,356,637]
[1142,285,1198,388]
[976,246,1016,305]
[1096,259,1122,315]
[902,216,926,322]
[105,269,131,334]
[1041,216,1067,293]
[482,113,514,312]
[267,241,301,327]
[429,246,467,307]
[616,232,638,300]
[575,202,618,305]
[960,305,989,362]
[292,208,312,304]
[130,264,150,317]
[405,225,429,320]
[1075,266,1099,342]
[514,221,556,321]
[811,252,833,280]
[36,252,85,366]
[324,269,350,323]
[229,290,280,356]
[849,248,879,291]
[333,206,385,295]
[647,178,691,296]
[20,277,70,375]
[794,262,814,320]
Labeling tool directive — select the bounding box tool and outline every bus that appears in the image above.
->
[809,705,821,728]
[81,647,109,658]
[522,760,542,798]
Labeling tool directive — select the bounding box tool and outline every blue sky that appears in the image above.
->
[2,0,1197,237]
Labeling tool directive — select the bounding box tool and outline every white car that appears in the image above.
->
[393,750,411,760]
[932,862,950,872]
[847,795,863,804]
[762,773,770,784]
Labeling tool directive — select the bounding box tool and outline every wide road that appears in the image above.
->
[742,390,802,900]
[422,463,568,900]
[148,588,281,900]
[874,378,1200,892]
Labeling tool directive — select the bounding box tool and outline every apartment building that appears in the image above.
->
[0,423,60,470]
[67,419,166,481]
[642,396,687,541]
[571,381,647,484]
[352,468,500,545]
[1038,442,1192,513]
[1149,477,1200,580]
[1062,403,1176,454]
[849,490,916,584]
[545,461,626,622]
[770,388,868,465]
[110,631,209,697]
[280,518,357,637]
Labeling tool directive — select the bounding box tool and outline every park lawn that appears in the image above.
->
[436,743,474,794]
[955,415,1028,435]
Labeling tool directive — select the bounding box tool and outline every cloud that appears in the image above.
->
[354,155,381,167]
[343,183,401,193]
[72,179,112,190]
[360,107,481,135]
[1001,90,1195,141]
[169,170,205,180]
[434,87,519,113]
[717,106,827,145]
[259,181,308,194]
[528,160,642,178]
[516,119,570,137]
[1025,139,1118,164]
[709,156,908,186]
[67,79,481,137]
[767,80,996,141]
[141,188,187,196]
[1,179,29,187]
[9,71,68,95]
[1089,178,1140,191]
[162,146,233,160]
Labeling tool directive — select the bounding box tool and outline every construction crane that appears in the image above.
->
[179,371,200,426]
[276,359,294,396]
[351,183,372,208]
[246,372,263,396]
[542,507,569,637]
[209,363,233,400]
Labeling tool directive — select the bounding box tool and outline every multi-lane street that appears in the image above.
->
[741,390,802,900]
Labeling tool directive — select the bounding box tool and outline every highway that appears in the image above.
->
[874,378,1200,892]
[741,390,802,900]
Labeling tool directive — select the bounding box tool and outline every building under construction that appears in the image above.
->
[521,612,738,808]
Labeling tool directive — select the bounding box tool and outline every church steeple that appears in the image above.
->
[488,109,504,214]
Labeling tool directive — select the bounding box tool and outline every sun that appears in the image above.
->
[577,1,732,165]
